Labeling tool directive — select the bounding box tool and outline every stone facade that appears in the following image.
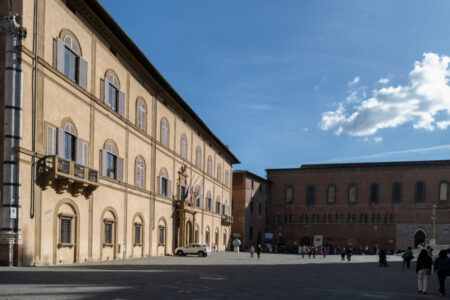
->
[266,161,450,251]
[0,0,238,266]
[232,171,268,249]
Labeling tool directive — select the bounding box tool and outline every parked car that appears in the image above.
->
[175,243,210,257]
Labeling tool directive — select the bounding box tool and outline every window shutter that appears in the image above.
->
[78,57,88,90]
[46,125,56,155]
[56,128,65,157]
[83,141,88,166]
[101,150,108,177]
[100,79,105,101]
[167,180,172,198]
[56,39,65,74]
[104,79,110,105]
[75,138,83,164]
[157,176,161,194]
[118,90,126,116]
[116,156,124,182]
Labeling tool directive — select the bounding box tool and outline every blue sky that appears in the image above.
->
[100,0,450,177]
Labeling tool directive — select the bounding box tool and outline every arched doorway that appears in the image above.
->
[186,221,193,245]
[414,230,426,248]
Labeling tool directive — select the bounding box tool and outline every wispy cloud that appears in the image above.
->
[247,103,276,111]
[377,77,390,84]
[348,76,360,86]
[322,144,450,163]
[314,77,328,90]
[319,53,450,137]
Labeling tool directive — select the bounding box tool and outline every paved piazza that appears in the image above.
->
[0,252,445,299]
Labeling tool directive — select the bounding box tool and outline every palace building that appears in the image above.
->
[266,161,450,252]
[0,0,238,266]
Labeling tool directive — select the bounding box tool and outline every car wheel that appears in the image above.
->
[177,251,184,256]
[198,251,205,257]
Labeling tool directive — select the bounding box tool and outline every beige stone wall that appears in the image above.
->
[11,0,235,266]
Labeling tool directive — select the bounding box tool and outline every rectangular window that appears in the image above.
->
[64,48,78,83]
[104,222,113,244]
[440,182,448,201]
[206,231,210,244]
[370,183,379,204]
[306,185,315,205]
[216,202,220,213]
[195,230,199,243]
[106,153,116,179]
[348,184,357,203]
[159,227,165,244]
[208,198,212,211]
[134,224,142,244]
[392,183,402,203]
[327,185,336,204]
[64,132,76,161]
[285,185,293,204]
[60,217,72,244]
[161,178,168,196]
[109,83,118,111]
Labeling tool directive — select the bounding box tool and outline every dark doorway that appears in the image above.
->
[414,230,426,248]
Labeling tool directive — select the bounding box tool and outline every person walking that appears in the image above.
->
[301,245,306,258]
[434,250,450,296]
[308,247,312,259]
[402,247,413,269]
[323,247,327,259]
[250,245,255,258]
[346,247,353,262]
[379,249,388,267]
[416,249,433,295]
[256,244,262,260]
[312,247,316,259]
[341,247,346,261]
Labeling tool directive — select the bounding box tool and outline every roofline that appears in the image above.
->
[79,0,240,164]
[267,159,450,172]
[233,170,269,183]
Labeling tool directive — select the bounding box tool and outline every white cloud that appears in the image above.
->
[377,78,390,84]
[348,76,360,86]
[437,120,450,129]
[373,137,383,143]
[319,53,450,136]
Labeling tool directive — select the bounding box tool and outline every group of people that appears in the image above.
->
[415,248,450,296]
[249,244,262,259]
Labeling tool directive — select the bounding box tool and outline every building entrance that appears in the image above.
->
[414,230,426,248]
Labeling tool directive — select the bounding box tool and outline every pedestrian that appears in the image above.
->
[434,250,450,296]
[341,247,346,261]
[256,244,262,260]
[212,243,215,253]
[323,247,327,259]
[416,249,433,295]
[402,247,413,269]
[250,245,255,258]
[301,245,306,259]
[308,247,312,259]
[312,247,316,259]
[379,249,388,267]
[346,247,352,262]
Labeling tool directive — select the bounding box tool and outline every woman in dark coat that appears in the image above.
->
[434,250,450,296]
[256,244,262,260]
[416,249,433,295]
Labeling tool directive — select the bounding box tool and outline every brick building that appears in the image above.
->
[232,171,269,249]
[267,160,450,252]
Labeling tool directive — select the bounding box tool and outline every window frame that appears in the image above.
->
[59,215,73,245]
[180,134,187,159]
[370,183,380,204]
[414,181,426,203]
[326,184,336,204]
[348,184,357,204]
[285,185,294,204]
[134,223,142,245]
[392,182,402,203]
[439,181,449,201]
[104,221,114,245]
[306,185,315,205]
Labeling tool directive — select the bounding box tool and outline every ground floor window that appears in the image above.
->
[194,230,199,243]
[206,231,210,244]
[104,221,114,244]
[159,226,165,244]
[60,217,72,244]
[134,224,142,245]
[215,232,219,246]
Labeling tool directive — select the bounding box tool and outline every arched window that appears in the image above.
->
[158,169,171,197]
[62,123,77,161]
[105,73,121,112]
[62,35,80,83]
[195,146,202,169]
[215,196,221,214]
[225,170,229,186]
[180,134,187,159]
[205,227,211,244]
[161,118,169,147]
[439,181,448,201]
[135,157,145,189]
[217,164,222,182]
[207,156,213,176]
[158,219,166,244]
[101,142,124,182]
[136,99,146,132]
[207,191,212,211]
[415,181,426,203]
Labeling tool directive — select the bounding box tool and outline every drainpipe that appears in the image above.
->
[0,13,27,266]
[30,0,38,219]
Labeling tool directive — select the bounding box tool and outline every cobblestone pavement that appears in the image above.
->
[0,253,445,299]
